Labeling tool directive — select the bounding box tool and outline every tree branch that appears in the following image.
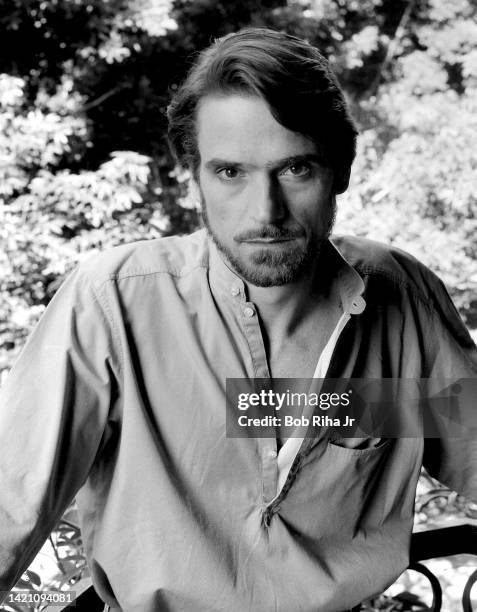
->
[79,84,126,113]
[368,0,417,97]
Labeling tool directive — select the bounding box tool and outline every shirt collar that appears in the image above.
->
[328,239,366,315]
[207,238,247,301]
[207,234,366,316]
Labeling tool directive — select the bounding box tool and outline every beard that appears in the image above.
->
[201,197,336,288]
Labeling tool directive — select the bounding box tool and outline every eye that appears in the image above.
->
[281,163,312,178]
[216,166,242,181]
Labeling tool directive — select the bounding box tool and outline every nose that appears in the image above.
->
[250,174,286,225]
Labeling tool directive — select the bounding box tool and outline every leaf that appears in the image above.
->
[25,571,42,588]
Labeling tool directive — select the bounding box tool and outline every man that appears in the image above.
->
[0,28,476,612]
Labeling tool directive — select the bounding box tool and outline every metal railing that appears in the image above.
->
[409,524,477,612]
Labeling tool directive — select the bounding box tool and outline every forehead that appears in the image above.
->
[196,94,316,164]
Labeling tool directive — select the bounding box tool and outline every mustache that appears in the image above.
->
[235,226,304,241]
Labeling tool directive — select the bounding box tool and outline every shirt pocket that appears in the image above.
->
[295,438,397,533]
[283,438,420,554]
[319,438,417,530]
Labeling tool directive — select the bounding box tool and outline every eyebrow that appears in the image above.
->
[204,153,325,171]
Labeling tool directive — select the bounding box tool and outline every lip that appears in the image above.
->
[242,238,296,244]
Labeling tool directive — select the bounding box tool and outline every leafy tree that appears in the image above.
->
[0,74,164,373]
[333,0,477,325]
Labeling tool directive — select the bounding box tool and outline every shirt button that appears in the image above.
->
[349,296,366,315]
[243,306,255,318]
[230,285,240,297]
[268,449,277,459]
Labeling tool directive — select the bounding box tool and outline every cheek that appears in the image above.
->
[286,186,329,214]
[205,191,229,218]
[203,186,245,222]
[201,189,237,232]
[285,189,333,232]
[199,178,221,215]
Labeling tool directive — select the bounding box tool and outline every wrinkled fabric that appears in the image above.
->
[0,229,476,612]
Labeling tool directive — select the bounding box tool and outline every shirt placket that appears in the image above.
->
[215,241,367,531]
[229,281,279,507]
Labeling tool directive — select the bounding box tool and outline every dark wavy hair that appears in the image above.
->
[167,28,358,193]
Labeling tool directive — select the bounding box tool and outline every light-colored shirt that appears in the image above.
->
[1,229,476,612]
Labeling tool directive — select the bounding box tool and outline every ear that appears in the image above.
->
[333,168,351,195]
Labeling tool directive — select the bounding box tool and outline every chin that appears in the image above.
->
[241,270,299,287]
[229,246,320,287]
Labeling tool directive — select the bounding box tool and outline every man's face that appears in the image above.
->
[196,94,336,287]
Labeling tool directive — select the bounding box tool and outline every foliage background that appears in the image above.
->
[0,0,476,610]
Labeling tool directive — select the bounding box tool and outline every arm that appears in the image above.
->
[0,264,120,594]
[422,276,477,502]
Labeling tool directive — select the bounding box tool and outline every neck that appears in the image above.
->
[245,251,332,339]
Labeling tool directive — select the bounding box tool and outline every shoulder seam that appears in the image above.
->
[91,261,209,289]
